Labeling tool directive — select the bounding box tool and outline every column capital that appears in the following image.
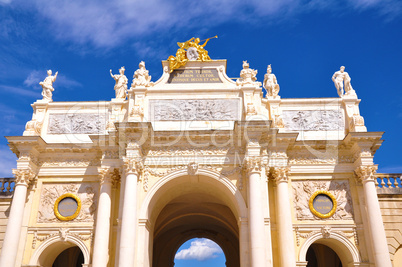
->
[243,156,262,175]
[123,157,143,175]
[12,167,36,187]
[271,166,290,184]
[98,167,120,187]
[355,165,378,184]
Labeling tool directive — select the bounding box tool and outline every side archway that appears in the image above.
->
[29,234,90,267]
[299,231,360,266]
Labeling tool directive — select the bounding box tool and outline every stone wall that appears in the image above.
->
[378,193,402,267]
[0,198,12,250]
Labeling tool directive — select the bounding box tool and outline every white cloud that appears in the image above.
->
[0,84,39,98]
[175,238,223,261]
[3,0,398,50]
[24,70,43,88]
[0,0,12,5]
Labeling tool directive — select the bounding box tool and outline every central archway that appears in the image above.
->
[139,169,247,267]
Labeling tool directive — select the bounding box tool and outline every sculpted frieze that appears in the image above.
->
[147,145,244,156]
[40,158,100,167]
[38,183,98,223]
[149,99,239,121]
[48,113,107,134]
[282,110,345,131]
[292,180,353,220]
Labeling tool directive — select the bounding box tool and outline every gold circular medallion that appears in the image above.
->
[309,190,337,219]
[54,193,81,221]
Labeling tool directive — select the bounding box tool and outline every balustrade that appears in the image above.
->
[376,174,402,188]
[0,178,15,196]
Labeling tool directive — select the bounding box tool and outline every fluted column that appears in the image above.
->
[0,168,35,267]
[118,157,143,267]
[272,167,296,267]
[245,157,266,267]
[355,165,392,267]
[92,167,119,267]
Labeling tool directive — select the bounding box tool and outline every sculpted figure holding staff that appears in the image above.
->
[110,67,128,100]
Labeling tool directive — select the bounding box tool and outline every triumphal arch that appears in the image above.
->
[0,38,401,267]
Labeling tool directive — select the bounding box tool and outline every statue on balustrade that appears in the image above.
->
[332,66,356,97]
[263,64,280,97]
[40,70,58,101]
[110,67,128,100]
[236,61,258,86]
[132,61,154,88]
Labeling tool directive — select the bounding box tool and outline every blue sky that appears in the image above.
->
[2,2,401,178]
[0,5,401,167]
[175,238,226,266]
[0,1,401,265]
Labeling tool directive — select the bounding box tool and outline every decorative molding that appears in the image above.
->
[289,158,337,165]
[38,183,97,223]
[123,157,144,175]
[355,165,378,183]
[32,229,93,249]
[40,158,100,167]
[292,180,353,221]
[271,167,290,184]
[282,110,344,131]
[48,113,107,134]
[12,168,36,186]
[99,167,120,188]
[243,157,262,174]
[147,146,244,156]
[149,99,239,121]
[187,162,199,176]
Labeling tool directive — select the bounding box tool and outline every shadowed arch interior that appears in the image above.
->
[149,174,241,267]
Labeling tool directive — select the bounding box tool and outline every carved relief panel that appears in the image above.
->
[149,99,240,121]
[37,183,98,223]
[282,110,345,131]
[292,180,353,220]
[48,113,107,134]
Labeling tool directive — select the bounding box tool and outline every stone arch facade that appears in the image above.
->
[139,168,247,220]
[137,167,248,267]
[299,231,360,266]
[29,234,90,267]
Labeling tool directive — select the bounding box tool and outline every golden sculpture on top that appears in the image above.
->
[167,36,217,73]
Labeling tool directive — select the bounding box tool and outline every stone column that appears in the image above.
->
[245,157,266,267]
[0,168,35,267]
[355,166,392,267]
[238,217,250,267]
[92,168,119,267]
[272,167,296,267]
[118,157,142,267]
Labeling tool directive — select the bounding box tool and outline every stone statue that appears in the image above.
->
[132,61,154,88]
[110,67,128,100]
[263,64,280,97]
[236,61,258,86]
[332,66,356,97]
[39,70,58,101]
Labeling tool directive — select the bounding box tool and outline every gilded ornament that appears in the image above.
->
[167,36,217,73]
[54,193,81,221]
[308,190,337,219]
